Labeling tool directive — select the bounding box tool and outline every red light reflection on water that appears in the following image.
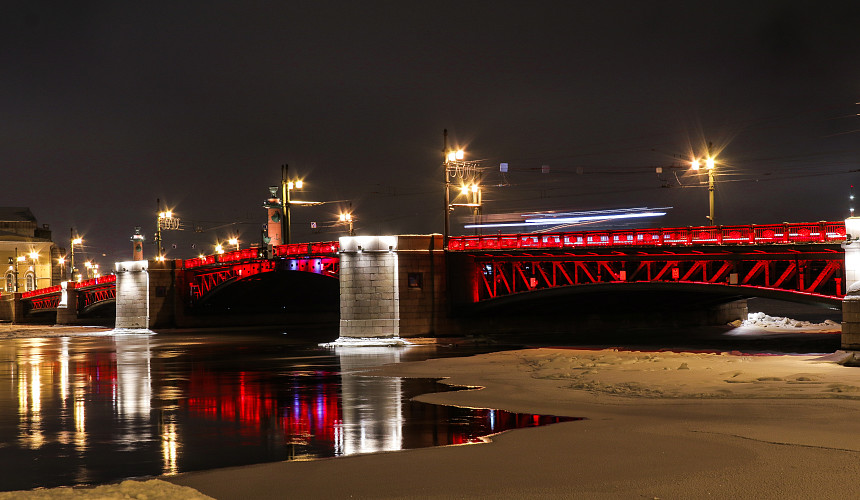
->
[182,368,578,452]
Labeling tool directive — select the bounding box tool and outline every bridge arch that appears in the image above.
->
[191,268,339,314]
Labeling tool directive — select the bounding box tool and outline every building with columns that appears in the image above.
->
[0,208,65,293]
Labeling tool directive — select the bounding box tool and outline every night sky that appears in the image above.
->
[2,2,858,265]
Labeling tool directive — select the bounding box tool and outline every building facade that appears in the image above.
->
[0,208,65,293]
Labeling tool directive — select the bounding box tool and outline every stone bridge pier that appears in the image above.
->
[334,234,451,342]
[842,217,860,349]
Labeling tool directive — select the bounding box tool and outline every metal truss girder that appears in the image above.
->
[80,286,116,310]
[29,295,60,310]
[472,253,845,302]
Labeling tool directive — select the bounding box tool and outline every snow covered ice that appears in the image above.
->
[739,312,839,331]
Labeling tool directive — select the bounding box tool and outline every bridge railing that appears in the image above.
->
[184,241,340,269]
[273,241,339,257]
[20,274,118,299]
[449,221,846,251]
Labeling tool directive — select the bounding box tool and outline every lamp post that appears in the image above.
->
[70,231,82,281]
[281,164,304,245]
[442,130,467,249]
[690,142,717,226]
[29,251,38,290]
[442,130,483,246]
[339,212,355,236]
[58,256,65,283]
[156,210,172,259]
[228,238,239,251]
[16,255,25,291]
[12,248,20,292]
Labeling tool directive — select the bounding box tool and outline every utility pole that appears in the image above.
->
[442,130,450,250]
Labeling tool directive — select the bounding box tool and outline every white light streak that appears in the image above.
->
[465,208,668,229]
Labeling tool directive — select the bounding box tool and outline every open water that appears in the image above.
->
[0,329,572,492]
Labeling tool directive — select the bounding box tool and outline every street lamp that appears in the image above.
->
[28,251,39,290]
[215,243,225,255]
[281,164,304,245]
[16,254,25,291]
[70,231,83,281]
[339,212,355,236]
[58,256,65,282]
[442,130,483,246]
[156,210,173,259]
[691,142,717,226]
[228,238,239,251]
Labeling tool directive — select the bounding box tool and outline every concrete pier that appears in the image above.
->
[333,234,449,342]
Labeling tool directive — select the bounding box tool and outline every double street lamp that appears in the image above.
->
[29,251,38,289]
[442,129,482,249]
[70,232,83,281]
[281,164,305,245]
[690,142,718,226]
[339,212,355,236]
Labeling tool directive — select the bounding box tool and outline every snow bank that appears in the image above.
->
[517,348,860,399]
[739,312,839,331]
[0,479,212,499]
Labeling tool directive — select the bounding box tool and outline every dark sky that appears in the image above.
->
[2,1,859,264]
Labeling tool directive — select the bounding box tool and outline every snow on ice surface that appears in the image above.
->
[320,336,412,347]
[516,347,860,400]
[739,312,840,331]
[0,479,213,499]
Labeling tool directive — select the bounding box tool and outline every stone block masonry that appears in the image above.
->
[338,236,400,338]
[115,260,150,328]
[337,234,449,339]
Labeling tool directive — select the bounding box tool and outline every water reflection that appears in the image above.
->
[336,346,405,456]
[0,333,575,492]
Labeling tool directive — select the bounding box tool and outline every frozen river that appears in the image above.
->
[0,329,571,492]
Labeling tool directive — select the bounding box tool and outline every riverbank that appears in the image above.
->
[3,341,860,498]
[0,324,110,338]
[161,347,860,499]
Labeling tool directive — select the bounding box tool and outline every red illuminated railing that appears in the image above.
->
[449,222,846,251]
[273,241,339,258]
[75,274,116,289]
[20,274,118,300]
[184,241,340,269]
[22,285,62,299]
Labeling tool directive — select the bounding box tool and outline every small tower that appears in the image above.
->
[131,227,145,261]
[263,186,284,247]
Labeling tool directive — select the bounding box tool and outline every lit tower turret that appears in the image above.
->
[131,227,145,261]
[263,186,284,247]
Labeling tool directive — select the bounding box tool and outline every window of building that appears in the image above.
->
[25,272,35,291]
[4,273,13,292]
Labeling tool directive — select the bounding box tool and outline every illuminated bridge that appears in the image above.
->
[10,221,849,330]
[448,221,847,306]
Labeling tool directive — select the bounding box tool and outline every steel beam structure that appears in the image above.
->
[470,245,844,302]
